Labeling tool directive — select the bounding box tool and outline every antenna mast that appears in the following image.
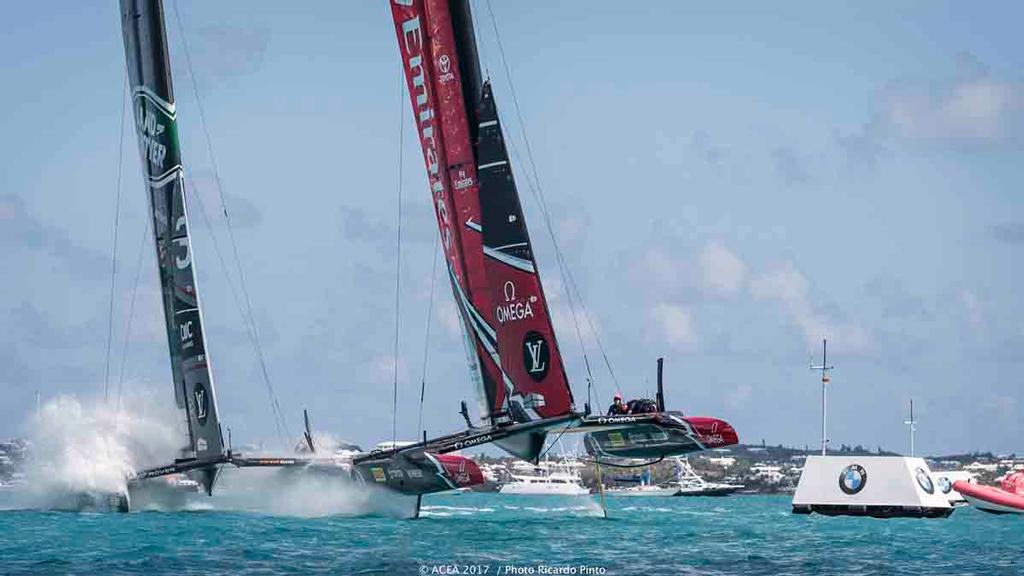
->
[809,339,834,456]
[904,398,917,457]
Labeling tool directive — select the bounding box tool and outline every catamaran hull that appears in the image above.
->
[49,490,130,513]
[126,476,203,511]
[352,451,483,496]
[580,413,738,460]
[230,451,483,497]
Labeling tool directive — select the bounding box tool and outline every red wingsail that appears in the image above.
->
[391,0,508,420]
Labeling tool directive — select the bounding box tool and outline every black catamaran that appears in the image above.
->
[389,0,739,463]
[121,0,483,510]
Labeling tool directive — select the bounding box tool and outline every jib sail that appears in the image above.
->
[120,0,225,488]
[476,82,574,418]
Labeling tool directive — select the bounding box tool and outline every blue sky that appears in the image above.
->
[1,1,1022,456]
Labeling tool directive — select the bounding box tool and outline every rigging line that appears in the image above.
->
[535,419,576,462]
[115,218,151,429]
[392,65,405,447]
[580,456,665,469]
[497,112,600,401]
[565,255,620,391]
[172,0,291,442]
[104,74,129,405]
[505,127,604,399]
[484,0,619,393]
[185,173,290,443]
[416,235,441,437]
[470,0,491,79]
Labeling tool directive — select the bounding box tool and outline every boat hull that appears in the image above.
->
[608,487,678,497]
[580,413,738,460]
[49,490,130,513]
[352,451,483,496]
[791,503,954,518]
[676,485,743,497]
[499,484,589,496]
[954,481,1024,515]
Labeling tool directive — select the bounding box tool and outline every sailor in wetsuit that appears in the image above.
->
[607,392,630,415]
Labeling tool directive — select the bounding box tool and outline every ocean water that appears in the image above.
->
[1,493,1021,575]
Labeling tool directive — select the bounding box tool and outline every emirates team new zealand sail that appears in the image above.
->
[390,0,739,461]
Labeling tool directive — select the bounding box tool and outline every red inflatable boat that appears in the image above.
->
[954,471,1024,515]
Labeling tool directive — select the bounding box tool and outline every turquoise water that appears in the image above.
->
[1,494,1021,575]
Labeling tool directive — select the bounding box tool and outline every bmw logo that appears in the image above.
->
[839,464,867,495]
[915,468,935,494]
[937,476,952,494]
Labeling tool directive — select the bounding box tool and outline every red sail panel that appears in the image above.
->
[475,82,574,417]
[423,0,506,413]
[391,0,507,419]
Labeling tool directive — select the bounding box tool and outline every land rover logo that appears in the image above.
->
[193,382,209,425]
[523,331,549,382]
[937,476,952,494]
[915,468,935,494]
[839,464,867,495]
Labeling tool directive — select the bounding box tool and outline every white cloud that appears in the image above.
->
[556,215,587,246]
[982,394,1017,421]
[550,301,601,350]
[727,383,753,410]
[367,353,407,386]
[749,262,871,353]
[884,78,1024,141]
[699,242,746,296]
[649,303,696,351]
[0,199,14,220]
[959,289,983,329]
[636,247,693,295]
[435,297,463,340]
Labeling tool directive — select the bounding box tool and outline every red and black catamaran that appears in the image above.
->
[387,0,739,464]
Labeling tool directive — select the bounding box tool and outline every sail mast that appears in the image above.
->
[120,0,225,493]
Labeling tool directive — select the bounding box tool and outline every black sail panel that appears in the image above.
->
[476,81,574,418]
[120,0,224,477]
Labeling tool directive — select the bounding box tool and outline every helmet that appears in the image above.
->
[614,392,623,401]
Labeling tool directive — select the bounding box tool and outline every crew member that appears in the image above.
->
[607,393,629,415]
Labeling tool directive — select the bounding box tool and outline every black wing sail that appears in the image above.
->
[120,0,225,492]
[476,81,575,418]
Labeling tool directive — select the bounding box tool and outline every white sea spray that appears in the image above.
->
[12,387,183,510]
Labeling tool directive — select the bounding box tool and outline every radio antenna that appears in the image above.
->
[904,398,917,457]
[809,339,835,456]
